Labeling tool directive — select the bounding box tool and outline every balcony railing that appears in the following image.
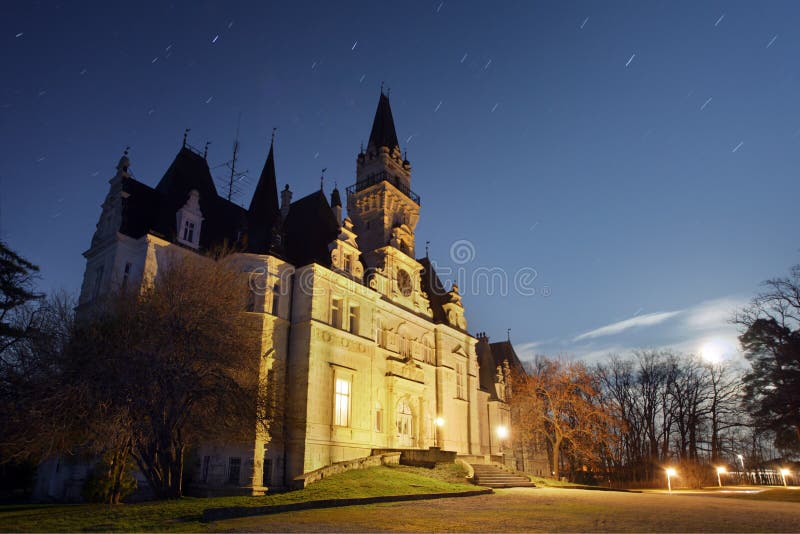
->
[346,171,421,205]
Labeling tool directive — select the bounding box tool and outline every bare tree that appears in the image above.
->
[512,358,617,479]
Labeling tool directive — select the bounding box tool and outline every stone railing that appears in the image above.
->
[291,452,401,490]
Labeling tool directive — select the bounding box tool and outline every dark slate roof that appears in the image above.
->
[248,141,281,253]
[476,340,498,393]
[367,93,399,150]
[283,190,339,267]
[488,341,526,375]
[119,147,248,249]
[418,257,447,324]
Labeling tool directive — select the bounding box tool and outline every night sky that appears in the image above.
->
[2,1,799,364]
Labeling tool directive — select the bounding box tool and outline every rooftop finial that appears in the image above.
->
[271,127,277,145]
[203,141,211,159]
[380,81,384,95]
[387,86,391,97]
[183,128,190,148]
[320,168,327,191]
[123,146,130,157]
[507,328,511,342]
[425,240,430,258]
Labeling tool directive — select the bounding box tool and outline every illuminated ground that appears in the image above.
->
[214,486,800,532]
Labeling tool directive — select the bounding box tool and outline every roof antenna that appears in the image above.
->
[218,113,249,202]
[183,128,190,148]
[425,241,430,258]
[203,141,211,159]
[320,168,327,191]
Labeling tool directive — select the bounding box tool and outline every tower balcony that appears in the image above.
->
[346,171,421,205]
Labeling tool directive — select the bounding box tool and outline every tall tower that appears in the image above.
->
[347,92,419,268]
[346,91,429,313]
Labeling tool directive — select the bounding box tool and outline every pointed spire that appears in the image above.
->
[248,131,281,253]
[330,183,341,208]
[116,146,131,178]
[367,90,399,151]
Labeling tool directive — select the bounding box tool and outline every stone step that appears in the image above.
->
[468,463,535,488]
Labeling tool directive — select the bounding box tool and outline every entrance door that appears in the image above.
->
[397,400,413,447]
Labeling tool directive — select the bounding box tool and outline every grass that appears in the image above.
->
[714,487,800,503]
[526,475,581,487]
[0,464,478,532]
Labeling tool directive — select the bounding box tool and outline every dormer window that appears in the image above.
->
[176,189,203,249]
[182,220,195,243]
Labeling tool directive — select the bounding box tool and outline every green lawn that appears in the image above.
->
[0,464,477,532]
[715,487,800,503]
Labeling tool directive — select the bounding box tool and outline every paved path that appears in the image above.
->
[214,487,800,532]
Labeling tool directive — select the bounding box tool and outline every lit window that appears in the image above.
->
[343,253,352,273]
[331,298,343,328]
[334,377,351,427]
[349,305,359,335]
[182,220,195,243]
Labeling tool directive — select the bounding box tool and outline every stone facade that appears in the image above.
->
[37,93,524,500]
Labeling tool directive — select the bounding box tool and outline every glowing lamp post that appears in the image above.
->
[434,417,444,448]
[496,425,509,454]
[716,466,726,488]
[780,468,790,488]
[665,468,677,495]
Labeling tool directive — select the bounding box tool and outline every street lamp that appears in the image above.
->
[665,468,677,495]
[780,468,790,488]
[434,417,444,448]
[496,425,509,455]
[716,466,726,488]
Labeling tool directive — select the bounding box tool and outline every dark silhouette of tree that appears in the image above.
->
[2,249,276,501]
[0,240,42,357]
[735,265,800,450]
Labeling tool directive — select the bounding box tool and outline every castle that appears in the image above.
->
[39,92,528,498]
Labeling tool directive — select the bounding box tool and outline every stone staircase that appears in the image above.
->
[470,463,536,488]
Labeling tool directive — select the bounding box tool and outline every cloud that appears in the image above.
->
[683,297,748,331]
[573,311,682,342]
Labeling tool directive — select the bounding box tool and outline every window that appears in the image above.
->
[246,288,257,312]
[399,336,411,359]
[93,265,104,299]
[348,305,359,335]
[343,253,352,273]
[182,220,195,243]
[456,362,465,399]
[228,457,241,485]
[397,400,413,444]
[121,262,132,290]
[271,284,280,316]
[423,339,434,364]
[262,455,272,486]
[375,318,386,348]
[375,403,383,432]
[331,298,343,329]
[334,377,351,427]
[201,456,210,483]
